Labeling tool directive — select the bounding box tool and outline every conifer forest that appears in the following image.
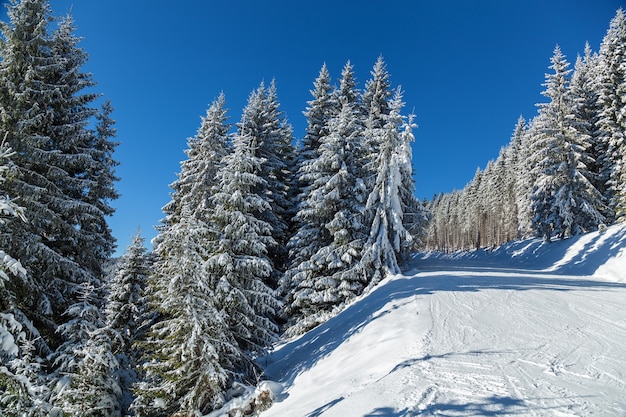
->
[0,0,625,416]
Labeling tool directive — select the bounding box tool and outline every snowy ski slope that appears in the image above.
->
[257,224,626,416]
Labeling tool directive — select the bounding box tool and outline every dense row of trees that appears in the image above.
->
[129,57,427,415]
[0,0,427,415]
[426,9,626,251]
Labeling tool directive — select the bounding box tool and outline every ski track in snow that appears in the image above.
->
[260,226,626,417]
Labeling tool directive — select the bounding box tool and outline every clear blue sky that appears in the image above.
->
[41,0,624,255]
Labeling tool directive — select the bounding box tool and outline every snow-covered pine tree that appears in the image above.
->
[1,335,52,416]
[49,283,121,417]
[105,230,152,416]
[286,93,368,336]
[508,116,534,238]
[159,93,231,233]
[132,214,235,417]
[282,64,337,304]
[363,56,392,130]
[530,45,605,241]
[84,99,120,271]
[206,93,280,359]
[361,56,393,192]
[361,88,416,287]
[570,44,607,211]
[0,0,118,355]
[396,113,429,256]
[132,95,236,416]
[0,143,51,416]
[252,81,295,284]
[48,13,118,278]
[597,8,626,222]
[500,127,522,242]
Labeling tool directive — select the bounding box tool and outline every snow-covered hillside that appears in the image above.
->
[253,224,626,416]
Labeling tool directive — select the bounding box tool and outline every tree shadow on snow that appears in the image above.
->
[304,396,344,417]
[366,395,588,416]
[263,265,626,387]
[365,395,525,416]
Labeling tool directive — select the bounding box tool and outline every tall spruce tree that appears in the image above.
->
[571,44,606,205]
[282,64,337,304]
[283,62,370,334]
[286,93,368,335]
[597,8,626,221]
[361,56,393,191]
[133,96,236,416]
[0,0,118,356]
[105,230,152,416]
[159,93,230,232]
[48,283,121,417]
[206,89,280,358]
[530,46,605,240]
[133,214,235,417]
[362,89,417,285]
[252,81,295,283]
[0,143,51,416]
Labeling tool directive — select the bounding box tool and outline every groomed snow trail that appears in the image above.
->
[260,227,626,416]
[396,270,626,416]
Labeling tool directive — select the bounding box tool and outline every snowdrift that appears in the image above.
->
[213,224,626,416]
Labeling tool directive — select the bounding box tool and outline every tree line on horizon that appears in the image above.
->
[426,9,626,252]
[0,0,428,415]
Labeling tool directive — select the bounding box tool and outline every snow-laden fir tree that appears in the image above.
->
[1,335,52,416]
[570,44,607,210]
[132,96,237,416]
[361,57,393,191]
[206,91,280,358]
[85,99,120,269]
[158,92,231,233]
[361,88,418,287]
[509,116,534,238]
[282,64,337,303]
[105,230,152,416]
[0,143,52,416]
[597,8,626,222]
[132,214,236,417]
[48,283,121,417]
[47,13,119,277]
[281,62,356,316]
[286,94,368,336]
[0,0,118,356]
[247,81,295,284]
[530,46,605,241]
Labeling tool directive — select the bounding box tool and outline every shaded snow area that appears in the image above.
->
[236,224,626,417]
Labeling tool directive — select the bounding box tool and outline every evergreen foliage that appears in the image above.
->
[105,230,152,415]
[207,87,281,355]
[0,0,118,357]
[362,89,418,286]
[132,215,234,417]
[530,46,605,240]
[132,96,237,416]
[286,90,368,335]
[284,59,424,335]
[282,64,337,306]
[597,9,626,221]
[48,283,121,417]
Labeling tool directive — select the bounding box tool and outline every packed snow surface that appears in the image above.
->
[259,225,626,416]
